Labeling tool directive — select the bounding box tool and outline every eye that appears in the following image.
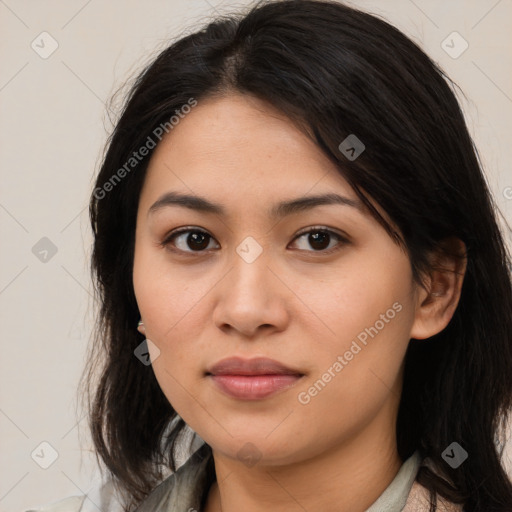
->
[160,227,219,254]
[289,226,348,254]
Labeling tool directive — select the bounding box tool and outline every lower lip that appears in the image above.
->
[209,374,302,400]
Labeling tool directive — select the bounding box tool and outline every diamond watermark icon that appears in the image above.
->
[441,32,468,59]
[31,441,59,469]
[339,134,365,161]
[442,442,468,468]
[236,236,263,264]
[32,237,58,263]
[31,31,59,59]
[134,338,161,366]
[237,442,262,468]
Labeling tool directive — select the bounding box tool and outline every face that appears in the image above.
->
[133,93,422,467]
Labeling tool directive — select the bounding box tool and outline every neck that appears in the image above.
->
[204,404,403,512]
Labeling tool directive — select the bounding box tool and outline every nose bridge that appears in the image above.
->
[229,234,273,298]
[212,234,288,335]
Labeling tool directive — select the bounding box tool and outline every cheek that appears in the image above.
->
[132,245,219,399]
[292,309,412,453]
[295,254,415,407]
[302,252,413,349]
[133,241,201,337]
[131,231,210,422]
[133,259,205,417]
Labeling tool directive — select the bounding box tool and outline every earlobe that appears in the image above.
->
[137,319,146,335]
[410,237,467,340]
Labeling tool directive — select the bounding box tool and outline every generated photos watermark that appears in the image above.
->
[93,97,198,200]
[297,301,403,405]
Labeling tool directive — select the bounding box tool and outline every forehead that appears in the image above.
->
[140,94,359,209]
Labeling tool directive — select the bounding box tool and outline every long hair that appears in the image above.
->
[82,1,512,510]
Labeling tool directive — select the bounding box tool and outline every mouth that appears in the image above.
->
[205,356,305,400]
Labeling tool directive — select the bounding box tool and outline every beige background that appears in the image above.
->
[1,0,511,510]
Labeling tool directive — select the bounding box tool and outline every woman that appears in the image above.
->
[27,0,512,510]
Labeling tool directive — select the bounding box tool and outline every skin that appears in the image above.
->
[133,93,467,512]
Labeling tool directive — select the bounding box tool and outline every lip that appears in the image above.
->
[207,356,302,376]
[206,356,305,400]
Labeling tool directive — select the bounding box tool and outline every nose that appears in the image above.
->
[212,244,290,339]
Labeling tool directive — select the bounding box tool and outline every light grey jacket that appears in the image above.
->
[24,443,463,512]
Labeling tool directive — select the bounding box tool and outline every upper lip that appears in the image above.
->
[206,356,304,376]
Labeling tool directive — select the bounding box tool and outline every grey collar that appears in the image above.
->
[366,450,422,511]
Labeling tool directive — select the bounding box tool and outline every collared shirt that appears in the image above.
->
[25,442,464,512]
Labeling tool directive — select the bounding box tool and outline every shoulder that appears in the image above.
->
[403,480,464,511]
[23,495,86,512]
[133,442,215,511]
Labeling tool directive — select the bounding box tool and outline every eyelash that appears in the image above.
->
[159,226,349,256]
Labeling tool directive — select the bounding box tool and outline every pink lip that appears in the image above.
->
[206,356,304,400]
[207,356,302,376]
[209,374,303,400]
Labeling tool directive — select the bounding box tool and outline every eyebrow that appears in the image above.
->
[148,191,365,218]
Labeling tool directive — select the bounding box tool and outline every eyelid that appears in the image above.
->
[160,225,350,255]
[293,225,349,242]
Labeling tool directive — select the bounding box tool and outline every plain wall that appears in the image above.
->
[1,0,511,510]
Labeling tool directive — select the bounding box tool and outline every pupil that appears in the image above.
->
[310,231,329,250]
[188,232,209,250]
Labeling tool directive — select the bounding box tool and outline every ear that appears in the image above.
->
[410,237,467,340]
